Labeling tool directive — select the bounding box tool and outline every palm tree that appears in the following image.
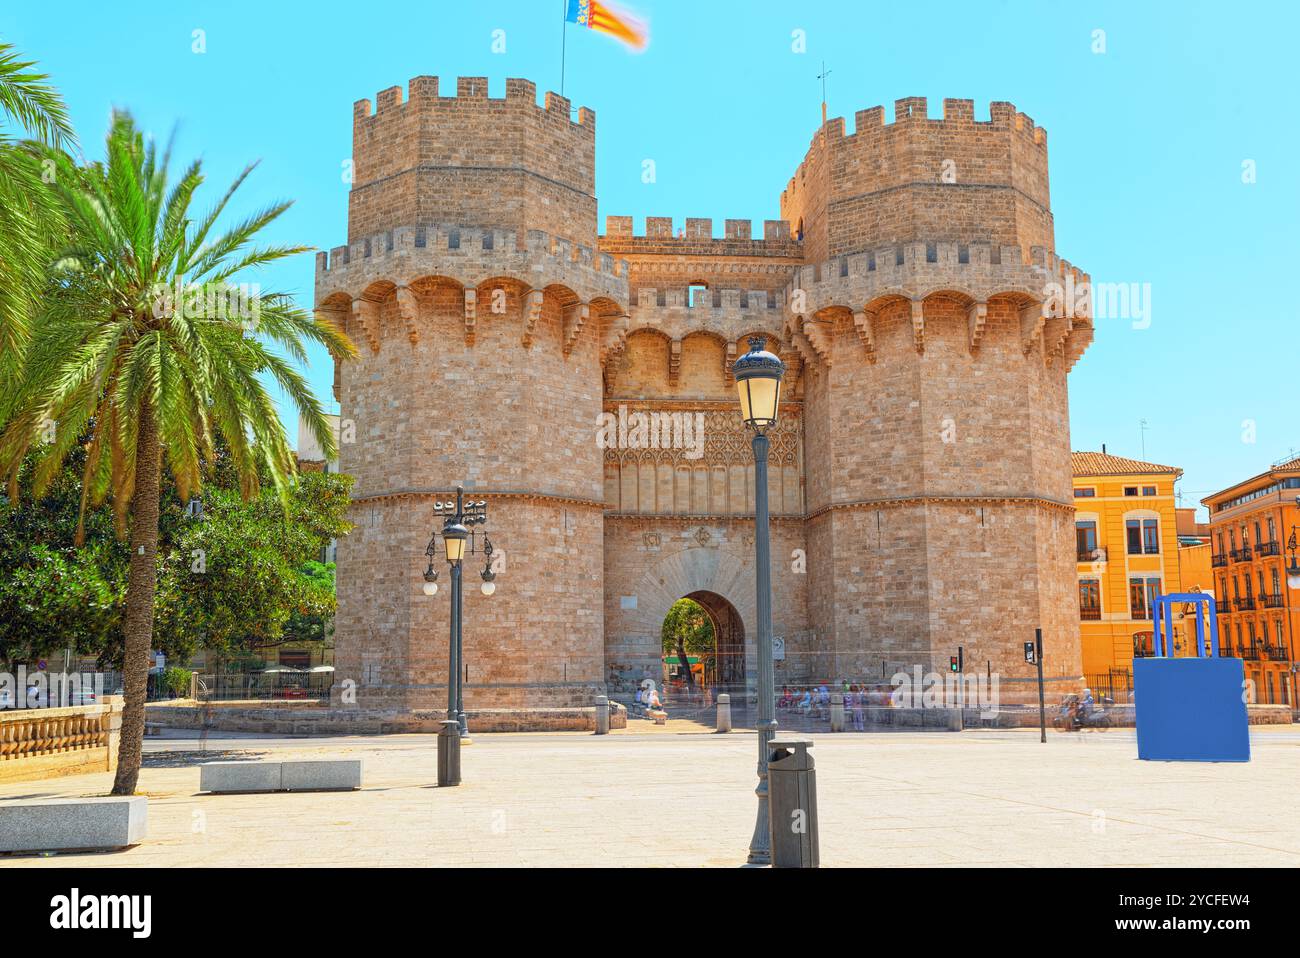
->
[0,111,354,794]
[0,41,75,379]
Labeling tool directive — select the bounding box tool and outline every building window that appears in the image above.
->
[1124,486,1139,497]
[1079,579,1101,620]
[1074,487,1096,498]
[1268,517,1277,541]
[1129,577,1160,620]
[1142,485,1157,496]
[1127,517,1160,555]
[1254,522,1263,546]
[1076,520,1098,560]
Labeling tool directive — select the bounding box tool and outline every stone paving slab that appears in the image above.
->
[1,727,1298,867]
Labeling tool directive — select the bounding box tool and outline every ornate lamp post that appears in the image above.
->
[733,335,785,865]
[423,487,491,786]
[1286,498,1300,591]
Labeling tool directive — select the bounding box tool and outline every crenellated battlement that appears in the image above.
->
[352,75,595,132]
[348,75,598,244]
[315,224,629,309]
[602,216,794,243]
[781,97,1054,261]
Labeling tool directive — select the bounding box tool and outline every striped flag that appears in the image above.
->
[565,0,649,51]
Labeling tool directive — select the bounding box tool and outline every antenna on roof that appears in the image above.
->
[818,61,832,129]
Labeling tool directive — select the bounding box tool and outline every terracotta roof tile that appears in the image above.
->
[1071,451,1182,478]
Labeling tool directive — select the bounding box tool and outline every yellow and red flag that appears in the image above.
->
[565,0,649,51]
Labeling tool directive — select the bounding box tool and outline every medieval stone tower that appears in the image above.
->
[316,77,1094,717]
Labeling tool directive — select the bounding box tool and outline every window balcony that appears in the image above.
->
[1231,547,1253,563]
[1265,643,1292,662]
[1257,540,1281,557]
[1241,644,1263,661]
[1236,597,1256,611]
[1218,644,1236,658]
[1215,600,1233,614]
[1261,593,1285,609]
[1212,553,1229,568]
[1076,546,1107,563]
[1080,607,1101,621]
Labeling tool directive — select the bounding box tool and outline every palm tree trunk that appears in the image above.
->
[110,400,161,795]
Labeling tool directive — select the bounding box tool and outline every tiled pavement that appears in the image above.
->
[2,725,1298,867]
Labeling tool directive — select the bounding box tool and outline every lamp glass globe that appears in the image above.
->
[422,581,439,596]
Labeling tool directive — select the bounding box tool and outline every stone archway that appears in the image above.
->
[683,590,746,696]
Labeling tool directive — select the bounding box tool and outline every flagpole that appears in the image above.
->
[560,0,568,97]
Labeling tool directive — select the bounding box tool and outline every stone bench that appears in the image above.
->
[0,797,147,853]
[199,759,362,794]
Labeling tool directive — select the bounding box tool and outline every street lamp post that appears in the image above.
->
[734,335,786,865]
[423,487,490,785]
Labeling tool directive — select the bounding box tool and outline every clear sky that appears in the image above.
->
[4,1,1296,517]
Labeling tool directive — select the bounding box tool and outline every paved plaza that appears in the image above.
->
[3,725,1300,868]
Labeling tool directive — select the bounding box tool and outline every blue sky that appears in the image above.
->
[4,1,1296,516]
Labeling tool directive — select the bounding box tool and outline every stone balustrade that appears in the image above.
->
[0,697,123,783]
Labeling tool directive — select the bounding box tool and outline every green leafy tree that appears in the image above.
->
[0,436,353,670]
[0,112,354,794]
[0,41,75,394]
[661,598,715,690]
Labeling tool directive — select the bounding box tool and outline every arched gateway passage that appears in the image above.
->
[659,591,746,703]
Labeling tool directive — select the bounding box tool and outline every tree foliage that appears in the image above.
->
[0,437,353,668]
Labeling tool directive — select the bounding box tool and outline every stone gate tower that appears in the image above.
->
[316,78,1093,722]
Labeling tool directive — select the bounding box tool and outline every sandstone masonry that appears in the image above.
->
[315,78,1093,715]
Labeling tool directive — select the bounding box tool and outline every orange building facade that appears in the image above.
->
[1202,455,1300,706]
[1072,452,1185,688]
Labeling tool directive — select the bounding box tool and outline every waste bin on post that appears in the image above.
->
[437,719,461,786]
[767,737,818,868]
[716,693,732,733]
[594,694,609,735]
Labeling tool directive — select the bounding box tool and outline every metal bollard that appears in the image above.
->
[437,719,461,786]
[767,738,819,867]
[716,693,732,733]
[829,692,844,732]
[594,694,609,735]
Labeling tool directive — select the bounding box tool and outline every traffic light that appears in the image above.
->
[949,656,959,672]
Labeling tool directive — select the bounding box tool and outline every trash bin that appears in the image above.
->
[767,737,818,868]
[594,695,609,735]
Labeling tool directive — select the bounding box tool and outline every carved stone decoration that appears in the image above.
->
[742,533,755,548]
[911,299,926,353]
[643,532,661,548]
[693,526,712,547]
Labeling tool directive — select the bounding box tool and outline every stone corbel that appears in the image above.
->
[351,299,380,354]
[802,317,833,367]
[668,338,682,385]
[563,303,589,356]
[1043,315,1072,366]
[463,290,478,346]
[911,300,926,354]
[394,286,419,345]
[967,302,987,354]
[724,341,738,383]
[1019,302,1045,355]
[521,290,544,348]
[853,310,876,363]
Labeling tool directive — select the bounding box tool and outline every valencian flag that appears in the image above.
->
[565,0,649,51]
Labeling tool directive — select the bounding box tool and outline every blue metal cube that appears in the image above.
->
[1134,593,1250,762]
